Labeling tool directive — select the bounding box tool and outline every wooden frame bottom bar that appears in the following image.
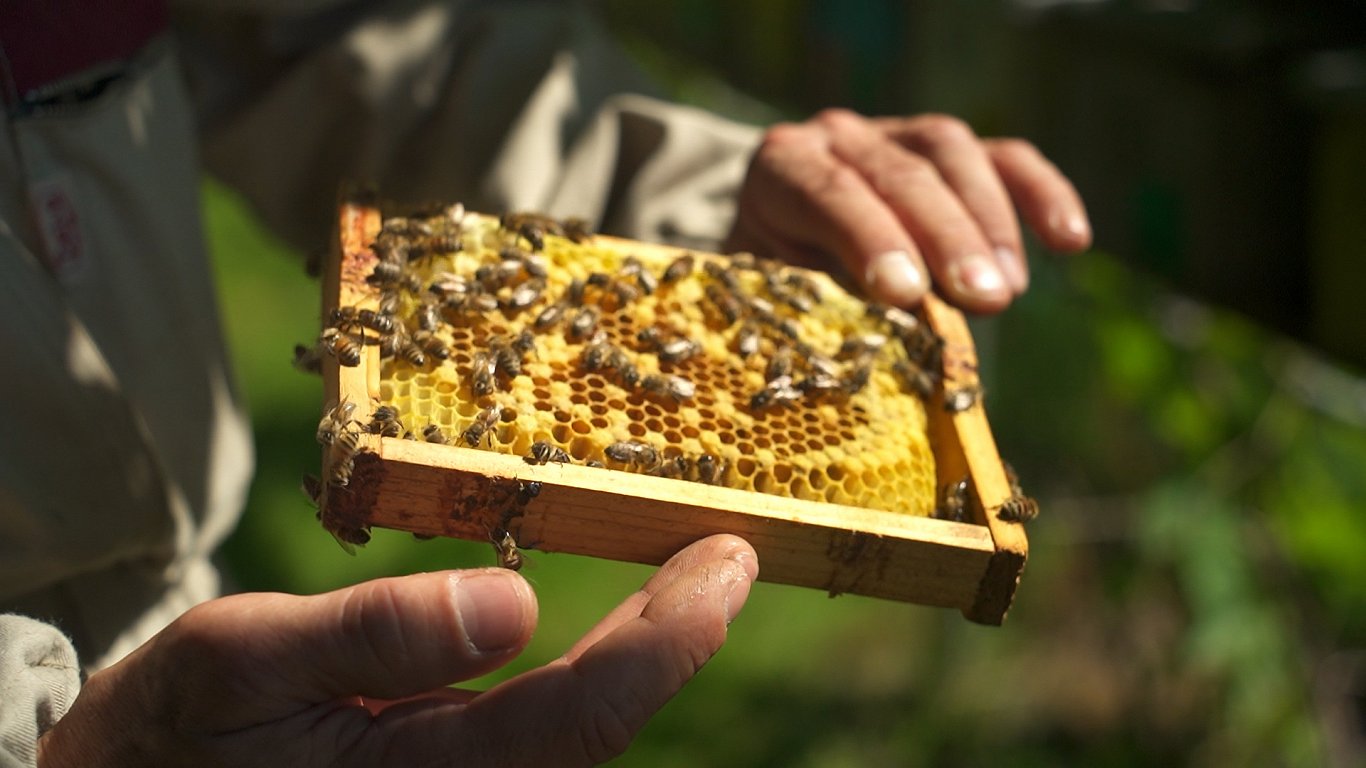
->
[325,438,997,609]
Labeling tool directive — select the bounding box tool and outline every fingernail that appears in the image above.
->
[1049,208,1091,246]
[1065,213,1091,243]
[451,571,528,654]
[723,551,758,625]
[864,250,928,306]
[947,253,1009,302]
[993,246,1029,293]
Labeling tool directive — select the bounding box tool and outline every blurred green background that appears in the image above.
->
[210,2,1366,766]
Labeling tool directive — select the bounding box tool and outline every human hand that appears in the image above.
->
[38,534,758,767]
[725,109,1091,314]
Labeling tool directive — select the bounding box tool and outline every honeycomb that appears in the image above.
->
[328,207,941,516]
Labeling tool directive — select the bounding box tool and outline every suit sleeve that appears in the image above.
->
[0,616,80,768]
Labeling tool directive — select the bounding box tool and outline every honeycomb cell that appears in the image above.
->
[354,211,938,517]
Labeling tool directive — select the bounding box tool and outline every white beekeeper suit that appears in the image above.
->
[0,1,759,764]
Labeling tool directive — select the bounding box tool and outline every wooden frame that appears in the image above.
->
[318,201,1028,624]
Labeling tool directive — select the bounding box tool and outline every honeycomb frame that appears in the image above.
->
[318,200,1028,625]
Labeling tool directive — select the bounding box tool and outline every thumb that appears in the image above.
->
[155,569,538,728]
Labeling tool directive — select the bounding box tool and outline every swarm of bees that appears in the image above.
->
[303,203,1037,559]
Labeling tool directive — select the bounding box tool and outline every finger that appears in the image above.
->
[157,569,537,726]
[736,121,932,306]
[819,109,1011,312]
[564,533,757,659]
[985,137,1092,252]
[877,114,1029,293]
[374,537,758,767]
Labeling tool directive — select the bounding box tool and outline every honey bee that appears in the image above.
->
[797,372,843,396]
[398,338,428,367]
[525,441,571,464]
[422,424,449,444]
[783,271,823,303]
[379,328,406,359]
[934,477,970,522]
[581,338,614,371]
[320,327,362,367]
[613,356,641,388]
[585,272,612,289]
[944,384,983,413]
[328,427,363,487]
[534,302,566,331]
[901,325,944,372]
[493,344,523,378]
[735,323,761,359]
[340,307,394,335]
[641,373,694,401]
[877,305,921,339]
[501,279,544,311]
[292,343,323,375]
[316,399,356,446]
[893,359,937,399]
[662,253,695,283]
[502,212,549,251]
[605,440,659,469]
[703,260,742,292]
[997,462,1039,523]
[378,289,401,316]
[429,273,469,299]
[412,232,461,259]
[838,334,888,359]
[568,306,599,340]
[610,279,641,305]
[705,283,743,325]
[658,338,702,364]
[562,216,593,243]
[415,300,442,332]
[411,330,451,360]
[521,253,550,280]
[370,237,406,265]
[565,278,587,307]
[775,317,802,340]
[584,459,606,469]
[367,404,403,437]
[462,405,502,447]
[366,259,404,287]
[772,287,813,313]
[517,479,543,504]
[750,376,802,410]
[765,347,794,382]
[730,251,757,270]
[474,263,510,291]
[380,215,433,240]
[471,352,498,396]
[649,455,692,479]
[695,454,728,485]
[806,354,840,378]
[745,295,775,318]
[841,361,872,395]
[636,266,659,295]
[511,329,536,357]
[490,527,524,571]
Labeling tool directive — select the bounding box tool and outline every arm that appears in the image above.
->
[0,617,80,768]
[37,535,756,767]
